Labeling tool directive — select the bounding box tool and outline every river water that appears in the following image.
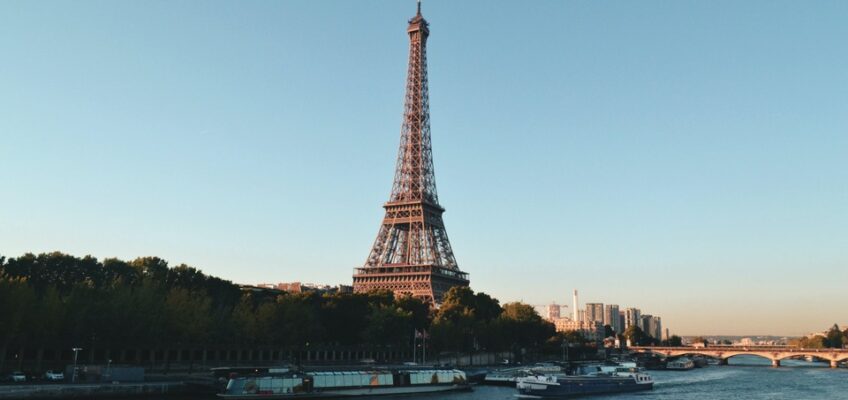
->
[383,356,848,400]
[147,355,846,400]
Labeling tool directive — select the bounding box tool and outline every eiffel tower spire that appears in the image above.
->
[391,0,435,205]
[353,5,469,304]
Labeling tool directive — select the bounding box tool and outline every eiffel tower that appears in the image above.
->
[352,3,469,304]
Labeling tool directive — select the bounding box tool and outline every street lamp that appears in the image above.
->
[412,330,417,364]
[421,329,427,365]
[71,347,83,383]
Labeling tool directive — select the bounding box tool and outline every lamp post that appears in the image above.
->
[412,330,417,364]
[561,340,566,362]
[71,348,83,383]
[106,359,112,381]
[422,329,426,365]
[562,339,570,362]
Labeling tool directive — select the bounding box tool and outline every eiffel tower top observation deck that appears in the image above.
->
[352,3,469,304]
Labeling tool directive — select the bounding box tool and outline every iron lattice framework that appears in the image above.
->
[353,5,469,304]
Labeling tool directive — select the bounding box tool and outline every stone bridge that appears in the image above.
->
[629,346,848,368]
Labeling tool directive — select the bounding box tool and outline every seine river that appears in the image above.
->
[154,355,847,400]
[386,356,848,400]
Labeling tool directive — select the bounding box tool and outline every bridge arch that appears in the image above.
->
[722,353,776,363]
[775,353,815,362]
[773,352,846,362]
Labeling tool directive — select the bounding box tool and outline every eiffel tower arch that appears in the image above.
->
[352,4,470,305]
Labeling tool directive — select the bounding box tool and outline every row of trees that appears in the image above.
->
[0,252,559,367]
[790,324,848,349]
[429,287,555,353]
[618,325,673,346]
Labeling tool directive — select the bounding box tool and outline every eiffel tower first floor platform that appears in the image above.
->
[352,264,469,305]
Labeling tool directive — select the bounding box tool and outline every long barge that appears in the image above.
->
[218,369,470,399]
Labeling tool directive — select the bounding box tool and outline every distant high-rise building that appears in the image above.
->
[641,315,653,336]
[649,316,662,340]
[618,311,626,333]
[604,304,621,333]
[640,315,650,330]
[572,290,579,321]
[624,308,641,330]
[546,302,561,321]
[577,309,585,323]
[585,303,604,324]
[651,315,662,340]
[636,313,662,340]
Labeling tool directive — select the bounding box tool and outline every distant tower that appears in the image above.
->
[352,4,469,304]
[572,290,579,321]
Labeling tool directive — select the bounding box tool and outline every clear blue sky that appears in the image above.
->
[1,1,846,336]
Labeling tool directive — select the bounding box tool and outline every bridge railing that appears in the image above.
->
[630,346,848,353]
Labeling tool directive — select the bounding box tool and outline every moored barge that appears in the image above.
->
[218,369,469,399]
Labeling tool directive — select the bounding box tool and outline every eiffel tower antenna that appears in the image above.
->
[353,5,469,304]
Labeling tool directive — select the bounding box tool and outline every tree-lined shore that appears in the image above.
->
[0,252,564,372]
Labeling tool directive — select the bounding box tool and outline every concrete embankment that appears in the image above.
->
[0,382,190,399]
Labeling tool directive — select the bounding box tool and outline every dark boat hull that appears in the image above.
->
[517,376,653,398]
[218,383,470,399]
[481,376,519,387]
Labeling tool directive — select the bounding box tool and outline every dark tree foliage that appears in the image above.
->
[624,325,659,346]
[664,335,683,347]
[825,324,844,349]
[557,330,588,344]
[428,287,554,354]
[0,252,562,359]
[496,302,556,350]
[0,252,428,355]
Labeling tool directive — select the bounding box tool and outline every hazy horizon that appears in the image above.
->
[2,0,846,337]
